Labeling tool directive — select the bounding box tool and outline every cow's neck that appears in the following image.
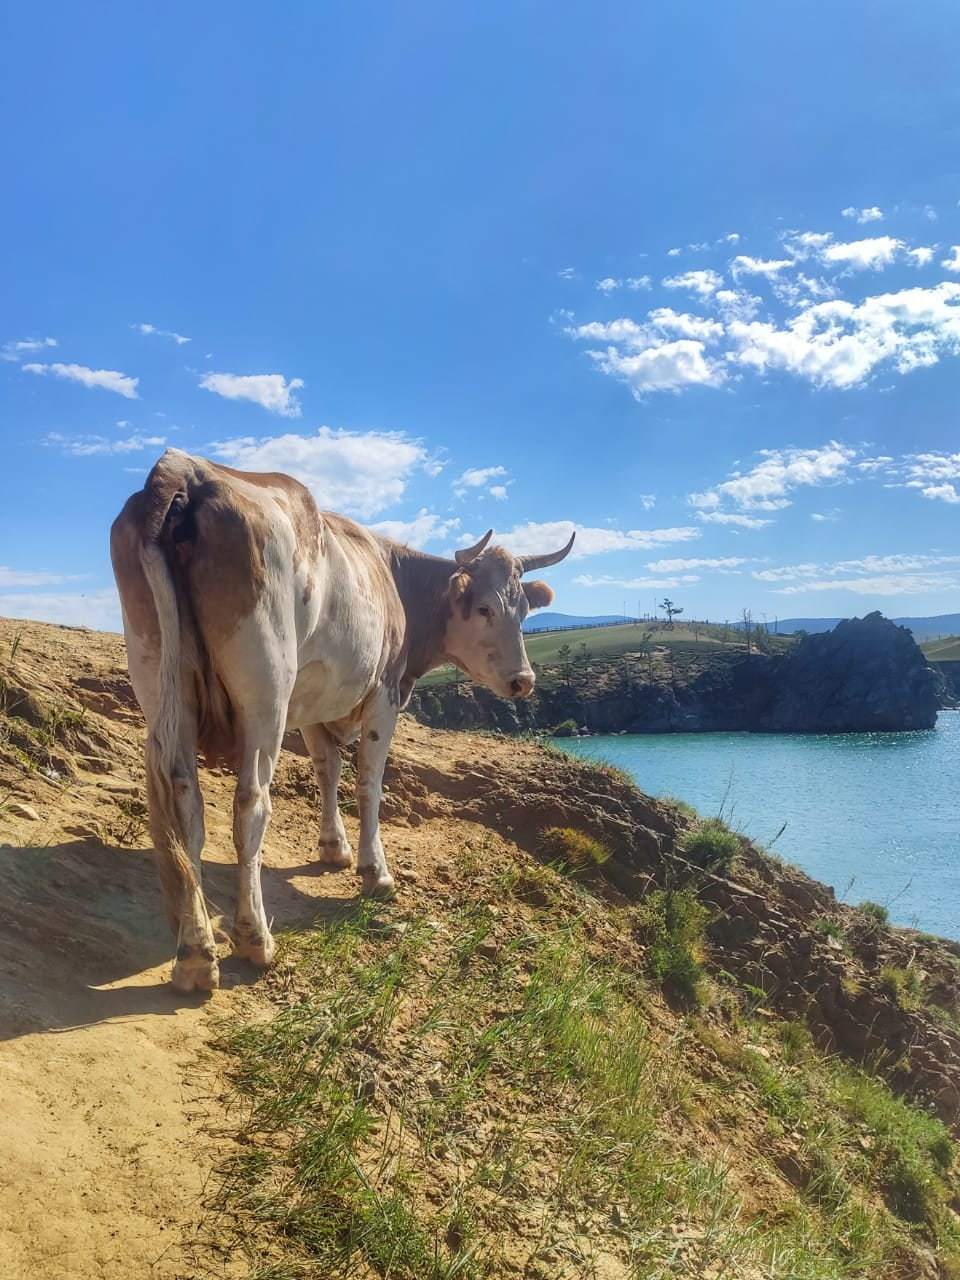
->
[384,544,457,682]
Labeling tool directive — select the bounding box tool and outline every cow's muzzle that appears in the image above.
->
[509,671,535,699]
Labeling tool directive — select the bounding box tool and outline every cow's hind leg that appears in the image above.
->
[230,705,286,967]
[355,688,399,898]
[301,722,353,868]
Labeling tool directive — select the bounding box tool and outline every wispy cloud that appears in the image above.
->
[662,268,723,297]
[2,336,57,362]
[23,361,138,398]
[752,553,960,597]
[689,443,856,516]
[595,276,651,294]
[134,322,190,345]
[0,588,122,631]
[573,573,700,589]
[0,566,82,587]
[484,520,700,559]
[646,556,748,573]
[200,371,304,417]
[45,431,166,457]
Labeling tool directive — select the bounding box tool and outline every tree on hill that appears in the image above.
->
[659,597,684,627]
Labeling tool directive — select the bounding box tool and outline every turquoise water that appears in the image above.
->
[557,711,960,940]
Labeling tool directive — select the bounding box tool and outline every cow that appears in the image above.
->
[110,448,574,992]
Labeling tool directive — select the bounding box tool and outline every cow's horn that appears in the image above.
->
[454,529,493,566]
[518,530,576,574]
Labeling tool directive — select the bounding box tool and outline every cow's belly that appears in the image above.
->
[285,658,373,728]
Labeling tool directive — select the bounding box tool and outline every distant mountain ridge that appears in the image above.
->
[523,611,630,632]
[526,610,960,641]
[774,613,960,641]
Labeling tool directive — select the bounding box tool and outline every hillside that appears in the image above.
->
[924,637,960,663]
[1,617,959,1278]
[415,614,940,735]
[523,610,631,632]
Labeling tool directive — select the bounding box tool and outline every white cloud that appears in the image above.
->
[23,362,138,398]
[487,520,700,559]
[573,573,700,589]
[754,553,960,596]
[810,511,840,522]
[0,588,122,631]
[558,267,576,279]
[728,283,960,388]
[919,482,960,504]
[695,512,772,529]
[690,443,856,515]
[135,322,190,345]
[2,336,57,362]
[488,485,509,501]
[209,426,429,517]
[369,509,461,548]
[941,246,960,272]
[638,493,656,510]
[200,371,303,416]
[722,233,741,245]
[662,268,723,296]
[0,566,81,587]
[841,206,884,224]
[453,465,508,491]
[821,235,903,271]
[907,246,935,267]
[666,247,682,257]
[595,276,651,293]
[588,339,725,395]
[646,557,748,573]
[774,573,957,597]
[731,255,793,278]
[46,431,166,457]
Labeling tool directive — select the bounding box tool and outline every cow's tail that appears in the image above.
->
[139,488,207,933]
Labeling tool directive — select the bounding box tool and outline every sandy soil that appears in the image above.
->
[0,618,516,1278]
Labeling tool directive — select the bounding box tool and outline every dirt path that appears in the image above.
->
[0,618,514,1278]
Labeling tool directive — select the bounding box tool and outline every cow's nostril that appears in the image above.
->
[510,673,535,698]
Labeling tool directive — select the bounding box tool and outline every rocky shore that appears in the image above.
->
[412,612,942,736]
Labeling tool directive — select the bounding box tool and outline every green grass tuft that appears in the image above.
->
[680,817,741,872]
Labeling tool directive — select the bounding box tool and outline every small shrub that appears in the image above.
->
[813,916,845,942]
[634,888,710,1005]
[540,826,611,872]
[878,964,923,1009]
[778,1020,814,1064]
[551,718,579,737]
[661,794,697,820]
[680,818,740,872]
[858,900,889,927]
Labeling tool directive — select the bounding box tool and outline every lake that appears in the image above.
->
[557,710,960,940]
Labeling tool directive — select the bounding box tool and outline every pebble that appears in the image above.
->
[7,801,40,821]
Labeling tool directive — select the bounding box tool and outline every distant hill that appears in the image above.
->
[527,611,960,641]
[523,611,631,633]
[775,613,960,641]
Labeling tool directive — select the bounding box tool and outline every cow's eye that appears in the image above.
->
[477,605,493,618]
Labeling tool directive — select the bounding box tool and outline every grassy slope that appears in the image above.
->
[212,816,959,1280]
[419,621,794,689]
[923,636,960,662]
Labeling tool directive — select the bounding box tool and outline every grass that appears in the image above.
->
[858,901,890,927]
[209,849,960,1280]
[539,825,611,872]
[921,634,960,661]
[679,817,740,872]
[878,964,924,1010]
[633,888,711,1006]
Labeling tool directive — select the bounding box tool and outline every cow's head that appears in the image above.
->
[442,529,575,699]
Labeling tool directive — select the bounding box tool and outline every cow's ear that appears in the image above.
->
[522,579,554,610]
[448,570,473,618]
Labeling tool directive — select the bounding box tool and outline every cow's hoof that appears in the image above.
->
[232,928,276,968]
[360,871,397,899]
[318,838,353,869]
[172,945,220,994]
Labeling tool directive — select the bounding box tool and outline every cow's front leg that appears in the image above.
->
[301,722,353,868]
[355,690,398,898]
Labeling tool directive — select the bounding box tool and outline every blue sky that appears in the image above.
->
[2,1,959,632]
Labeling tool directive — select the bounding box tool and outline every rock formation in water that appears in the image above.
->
[411,612,941,735]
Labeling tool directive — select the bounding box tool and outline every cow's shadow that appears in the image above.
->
[0,837,359,1042]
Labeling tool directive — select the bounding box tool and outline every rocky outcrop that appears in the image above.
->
[764,612,940,732]
[411,613,940,736]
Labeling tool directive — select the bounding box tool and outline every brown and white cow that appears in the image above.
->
[111,448,573,992]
